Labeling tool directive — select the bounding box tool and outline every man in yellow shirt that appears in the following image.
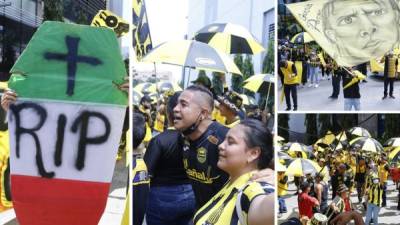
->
[216,91,243,128]
[378,157,390,207]
[278,171,288,214]
[279,59,299,111]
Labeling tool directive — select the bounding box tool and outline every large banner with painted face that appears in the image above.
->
[7,21,127,225]
[286,0,400,67]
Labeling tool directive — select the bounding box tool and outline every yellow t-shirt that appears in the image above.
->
[278,173,288,196]
[193,172,274,225]
[379,164,389,183]
[0,130,12,210]
[212,108,226,125]
[153,113,165,133]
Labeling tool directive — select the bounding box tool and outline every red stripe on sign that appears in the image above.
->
[11,174,110,225]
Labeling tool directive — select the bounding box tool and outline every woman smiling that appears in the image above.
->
[193,119,275,225]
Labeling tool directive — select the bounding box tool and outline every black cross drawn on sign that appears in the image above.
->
[44,35,102,96]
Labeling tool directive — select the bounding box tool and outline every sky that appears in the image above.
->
[134,0,189,83]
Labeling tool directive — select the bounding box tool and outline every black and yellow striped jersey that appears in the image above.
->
[193,172,274,225]
[368,183,383,206]
[132,157,149,225]
[183,121,229,208]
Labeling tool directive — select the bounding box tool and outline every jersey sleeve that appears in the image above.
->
[143,136,162,178]
[238,182,274,224]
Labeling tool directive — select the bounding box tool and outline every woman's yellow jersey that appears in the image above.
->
[193,172,274,225]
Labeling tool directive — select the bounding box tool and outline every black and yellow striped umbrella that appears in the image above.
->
[350,137,383,153]
[389,147,400,162]
[156,81,182,93]
[194,23,264,54]
[348,127,371,138]
[290,32,314,44]
[142,40,242,75]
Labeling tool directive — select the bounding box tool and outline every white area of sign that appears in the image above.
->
[8,100,125,183]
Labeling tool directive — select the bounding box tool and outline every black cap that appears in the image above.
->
[192,76,212,89]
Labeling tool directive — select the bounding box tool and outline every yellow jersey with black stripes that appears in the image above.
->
[193,172,274,225]
[368,183,383,206]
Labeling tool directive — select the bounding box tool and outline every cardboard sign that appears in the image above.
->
[8,21,127,225]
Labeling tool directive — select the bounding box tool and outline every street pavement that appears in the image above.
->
[0,159,128,225]
[278,180,400,225]
[278,73,400,111]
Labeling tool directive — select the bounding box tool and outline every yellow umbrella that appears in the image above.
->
[243,74,275,92]
[142,40,242,75]
[286,158,322,177]
[282,142,308,159]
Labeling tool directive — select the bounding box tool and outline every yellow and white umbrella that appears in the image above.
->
[133,82,156,95]
[194,22,265,54]
[142,40,242,75]
[350,137,383,153]
[281,142,309,159]
[348,127,371,138]
[286,158,322,177]
[239,94,257,106]
[156,81,182,93]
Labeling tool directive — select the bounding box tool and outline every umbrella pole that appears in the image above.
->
[265,82,272,111]
[154,62,159,109]
[186,68,191,88]
[182,66,186,89]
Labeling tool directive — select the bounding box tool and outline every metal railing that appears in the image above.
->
[1,3,42,27]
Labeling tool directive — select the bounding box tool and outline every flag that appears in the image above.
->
[91,10,130,37]
[8,21,127,225]
[343,70,366,90]
[286,0,400,67]
[133,0,153,60]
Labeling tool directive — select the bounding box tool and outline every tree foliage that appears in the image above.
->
[305,114,318,145]
[278,114,290,141]
[43,0,64,22]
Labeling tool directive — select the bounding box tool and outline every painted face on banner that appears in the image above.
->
[323,0,400,62]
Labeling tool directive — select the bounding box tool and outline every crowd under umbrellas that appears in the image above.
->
[133,22,275,132]
[277,126,400,225]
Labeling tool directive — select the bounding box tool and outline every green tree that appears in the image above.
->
[262,40,274,74]
[43,0,64,22]
[305,114,318,145]
[232,54,243,93]
[383,114,400,142]
[242,55,255,97]
[278,114,290,141]
[318,114,331,137]
[76,9,89,25]
[212,72,224,96]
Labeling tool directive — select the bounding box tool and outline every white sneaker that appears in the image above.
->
[308,83,313,87]
[315,84,319,88]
